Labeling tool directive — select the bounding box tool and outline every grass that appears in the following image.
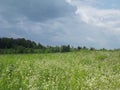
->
[0,50,120,90]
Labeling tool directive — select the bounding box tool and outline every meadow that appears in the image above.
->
[0,50,120,90]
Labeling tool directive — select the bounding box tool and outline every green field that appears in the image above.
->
[0,50,120,90]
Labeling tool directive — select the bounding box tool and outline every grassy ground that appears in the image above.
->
[0,50,120,90]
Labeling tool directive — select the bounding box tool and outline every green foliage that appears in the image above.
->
[90,47,95,51]
[60,45,70,52]
[0,37,38,54]
[0,51,120,89]
[1,37,116,54]
[77,46,82,50]
[0,38,37,49]
[0,38,71,54]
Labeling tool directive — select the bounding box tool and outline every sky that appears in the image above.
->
[0,0,120,49]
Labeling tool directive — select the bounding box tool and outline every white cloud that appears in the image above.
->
[66,0,99,6]
[67,0,120,31]
[76,6,120,29]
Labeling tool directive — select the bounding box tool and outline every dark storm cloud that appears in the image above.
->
[0,0,75,21]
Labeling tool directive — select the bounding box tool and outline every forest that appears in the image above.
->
[0,37,71,54]
[0,37,114,54]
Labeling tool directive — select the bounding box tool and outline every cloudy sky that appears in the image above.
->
[0,0,120,49]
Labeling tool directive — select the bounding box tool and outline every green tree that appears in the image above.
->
[60,45,70,52]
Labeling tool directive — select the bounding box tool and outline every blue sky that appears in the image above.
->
[0,0,120,49]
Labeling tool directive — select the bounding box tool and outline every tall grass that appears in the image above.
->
[0,50,120,90]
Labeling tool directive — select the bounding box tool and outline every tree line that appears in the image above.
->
[0,37,71,54]
[0,37,109,54]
